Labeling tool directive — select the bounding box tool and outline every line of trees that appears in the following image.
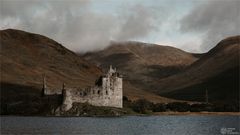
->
[123,96,239,114]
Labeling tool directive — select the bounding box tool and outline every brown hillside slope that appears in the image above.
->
[0,29,178,104]
[0,29,102,90]
[83,41,199,92]
[82,37,239,105]
[159,36,239,104]
[156,36,239,93]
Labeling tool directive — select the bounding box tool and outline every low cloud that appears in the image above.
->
[0,0,161,53]
[114,4,159,41]
[1,0,239,53]
[180,0,240,52]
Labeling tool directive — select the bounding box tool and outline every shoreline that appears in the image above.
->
[152,112,240,116]
[1,112,240,117]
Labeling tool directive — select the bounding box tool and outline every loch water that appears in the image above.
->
[1,116,239,135]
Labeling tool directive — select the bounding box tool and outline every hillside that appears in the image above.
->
[0,29,104,114]
[159,36,240,104]
[83,37,239,105]
[83,41,199,93]
[1,29,238,115]
[0,29,178,112]
[0,29,102,88]
[155,36,239,92]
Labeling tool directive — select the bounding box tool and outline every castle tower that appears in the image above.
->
[102,66,123,108]
[62,88,72,111]
[114,72,123,108]
[108,65,115,75]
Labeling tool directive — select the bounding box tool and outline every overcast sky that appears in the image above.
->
[1,0,239,53]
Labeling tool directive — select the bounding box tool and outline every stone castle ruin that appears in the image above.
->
[42,66,123,111]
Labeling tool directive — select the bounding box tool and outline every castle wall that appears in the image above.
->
[43,66,123,111]
[44,89,62,95]
[62,89,72,111]
[61,74,123,110]
[110,77,122,108]
[69,76,122,108]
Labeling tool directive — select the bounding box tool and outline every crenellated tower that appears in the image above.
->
[102,65,123,108]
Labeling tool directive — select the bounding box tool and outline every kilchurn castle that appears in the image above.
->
[42,66,123,111]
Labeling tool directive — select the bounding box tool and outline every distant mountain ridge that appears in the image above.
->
[155,36,239,93]
[160,36,239,104]
[83,41,200,93]
[1,29,238,105]
[84,41,199,67]
[0,29,177,104]
[83,36,240,104]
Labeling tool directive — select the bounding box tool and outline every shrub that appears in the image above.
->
[190,103,213,112]
[132,99,154,113]
[167,102,190,112]
[152,103,167,112]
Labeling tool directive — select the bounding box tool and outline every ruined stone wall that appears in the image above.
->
[68,75,123,108]
[60,73,122,111]
[70,86,105,107]
[44,89,62,95]
[62,89,72,111]
[110,77,122,108]
[43,66,123,111]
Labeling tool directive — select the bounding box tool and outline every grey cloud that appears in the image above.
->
[180,0,240,52]
[115,4,159,41]
[0,0,161,53]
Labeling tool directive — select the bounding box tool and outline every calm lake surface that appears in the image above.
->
[1,116,239,135]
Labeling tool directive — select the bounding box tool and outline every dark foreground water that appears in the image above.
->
[1,116,239,135]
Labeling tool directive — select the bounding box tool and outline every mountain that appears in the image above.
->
[159,36,239,104]
[0,29,178,108]
[2,29,238,110]
[0,29,104,114]
[83,41,199,93]
[0,29,102,88]
[83,37,239,105]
